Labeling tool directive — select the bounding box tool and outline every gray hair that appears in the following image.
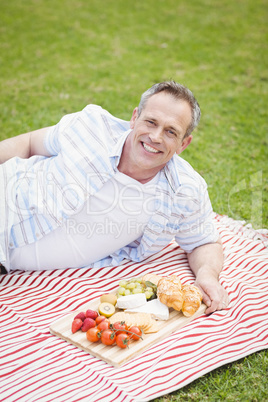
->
[137,81,201,137]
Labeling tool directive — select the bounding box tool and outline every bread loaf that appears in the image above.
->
[142,273,203,317]
[157,275,184,311]
[181,284,203,316]
[156,275,203,316]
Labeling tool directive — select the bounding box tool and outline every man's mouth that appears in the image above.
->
[142,142,161,154]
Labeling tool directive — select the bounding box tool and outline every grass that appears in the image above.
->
[153,351,268,401]
[0,0,267,400]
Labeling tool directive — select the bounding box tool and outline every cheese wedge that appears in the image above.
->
[116,293,147,309]
[125,298,169,320]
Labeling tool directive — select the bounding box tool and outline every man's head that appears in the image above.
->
[137,81,201,138]
[118,81,200,183]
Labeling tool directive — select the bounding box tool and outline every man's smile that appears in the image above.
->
[142,142,162,154]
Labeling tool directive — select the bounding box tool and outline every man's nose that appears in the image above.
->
[149,128,163,143]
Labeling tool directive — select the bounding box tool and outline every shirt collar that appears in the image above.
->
[163,156,182,192]
[108,129,132,168]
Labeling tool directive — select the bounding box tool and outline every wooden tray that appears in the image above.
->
[49,299,206,367]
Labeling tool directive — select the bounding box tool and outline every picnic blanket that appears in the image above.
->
[0,213,267,402]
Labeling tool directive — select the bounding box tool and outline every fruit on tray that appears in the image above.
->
[116,277,157,300]
[81,318,96,332]
[74,312,86,321]
[70,309,144,349]
[100,293,117,306]
[71,309,98,333]
[71,318,83,333]
[86,309,98,320]
[98,302,116,317]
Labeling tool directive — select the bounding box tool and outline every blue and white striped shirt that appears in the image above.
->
[0,104,218,270]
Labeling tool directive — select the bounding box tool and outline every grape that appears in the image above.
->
[145,291,153,299]
[132,288,143,294]
[116,277,157,300]
[118,287,126,295]
[145,287,153,293]
[126,282,136,290]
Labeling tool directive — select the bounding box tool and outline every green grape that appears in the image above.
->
[126,282,136,290]
[145,291,153,299]
[117,276,157,298]
[145,287,153,293]
[118,287,126,295]
[132,288,143,294]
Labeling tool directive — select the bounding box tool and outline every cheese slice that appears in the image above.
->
[125,298,169,320]
[116,293,147,309]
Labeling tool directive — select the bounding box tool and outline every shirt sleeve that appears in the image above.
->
[44,112,80,155]
[174,182,219,253]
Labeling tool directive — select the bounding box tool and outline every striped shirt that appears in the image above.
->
[0,104,218,271]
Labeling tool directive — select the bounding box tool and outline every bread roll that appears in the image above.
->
[157,275,183,311]
[143,273,203,317]
[181,284,203,316]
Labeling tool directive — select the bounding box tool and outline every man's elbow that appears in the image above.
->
[29,127,51,157]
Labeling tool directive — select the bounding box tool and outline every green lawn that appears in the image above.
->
[0,0,267,400]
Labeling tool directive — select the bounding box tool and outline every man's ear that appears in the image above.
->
[178,135,193,154]
[130,107,139,129]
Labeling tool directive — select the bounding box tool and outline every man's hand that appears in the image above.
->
[194,265,229,314]
[186,238,229,314]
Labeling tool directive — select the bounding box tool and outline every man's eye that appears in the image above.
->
[147,120,155,125]
[168,130,176,136]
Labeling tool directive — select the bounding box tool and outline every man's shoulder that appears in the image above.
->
[82,104,130,134]
[169,155,207,190]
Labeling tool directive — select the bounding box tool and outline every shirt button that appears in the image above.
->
[9,242,14,247]
[36,233,40,237]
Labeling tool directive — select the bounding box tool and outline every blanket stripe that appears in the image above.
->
[0,214,267,402]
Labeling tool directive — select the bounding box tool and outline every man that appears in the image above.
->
[0,81,228,313]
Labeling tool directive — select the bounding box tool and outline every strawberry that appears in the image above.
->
[86,309,98,320]
[81,317,96,332]
[74,312,86,321]
[71,318,83,333]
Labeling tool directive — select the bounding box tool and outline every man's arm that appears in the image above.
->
[187,237,229,314]
[0,127,52,164]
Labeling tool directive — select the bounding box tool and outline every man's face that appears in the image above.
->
[120,92,193,182]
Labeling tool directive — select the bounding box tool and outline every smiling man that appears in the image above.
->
[118,91,193,183]
[0,81,228,313]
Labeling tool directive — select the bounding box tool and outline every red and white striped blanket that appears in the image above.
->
[1,214,267,401]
